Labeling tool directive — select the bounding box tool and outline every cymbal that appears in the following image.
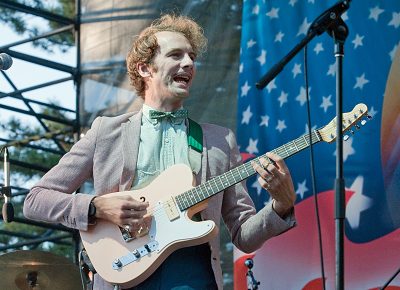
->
[0,250,82,290]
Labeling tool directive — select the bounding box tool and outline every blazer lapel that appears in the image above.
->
[120,110,142,191]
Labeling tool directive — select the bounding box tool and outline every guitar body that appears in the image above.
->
[80,164,218,288]
[80,103,369,288]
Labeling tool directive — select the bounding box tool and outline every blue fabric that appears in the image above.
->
[128,244,217,290]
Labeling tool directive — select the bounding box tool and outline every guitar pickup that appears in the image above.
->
[164,197,180,221]
[112,241,159,270]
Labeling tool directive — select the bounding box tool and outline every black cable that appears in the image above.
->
[380,266,400,290]
[303,43,326,290]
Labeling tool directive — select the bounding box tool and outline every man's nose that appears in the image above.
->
[181,54,194,68]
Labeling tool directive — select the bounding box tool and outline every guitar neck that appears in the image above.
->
[175,129,322,211]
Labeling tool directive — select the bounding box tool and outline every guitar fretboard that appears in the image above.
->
[175,129,322,211]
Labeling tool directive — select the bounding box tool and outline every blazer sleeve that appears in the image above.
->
[23,117,103,231]
[221,128,296,253]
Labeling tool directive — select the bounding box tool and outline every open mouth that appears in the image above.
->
[173,74,191,86]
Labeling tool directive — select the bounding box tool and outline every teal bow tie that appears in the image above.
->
[149,109,188,121]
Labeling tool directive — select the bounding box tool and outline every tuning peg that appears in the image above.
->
[349,129,355,135]
[367,114,372,119]
[355,124,360,129]
[344,135,350,141]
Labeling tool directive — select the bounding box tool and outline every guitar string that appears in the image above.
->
[125,120,358,222]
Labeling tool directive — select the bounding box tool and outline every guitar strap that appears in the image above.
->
[187,118,203,174]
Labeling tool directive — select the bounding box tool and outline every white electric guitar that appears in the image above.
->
[80,103,369,288]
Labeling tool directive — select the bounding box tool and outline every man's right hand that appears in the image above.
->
[92,193,150,231]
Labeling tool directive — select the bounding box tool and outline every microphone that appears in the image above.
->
[0,53,13,70]
[2,147,14,223]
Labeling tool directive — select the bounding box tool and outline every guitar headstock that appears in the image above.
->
[318,103,369,143]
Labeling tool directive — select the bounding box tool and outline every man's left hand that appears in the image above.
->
[252,152,296,218]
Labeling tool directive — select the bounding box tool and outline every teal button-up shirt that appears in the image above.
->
[132,104,191,190]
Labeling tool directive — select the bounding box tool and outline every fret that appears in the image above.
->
[175,195,182,209]
[295,137,305,149]
[282,144,290,158]
[192,188,201,204]
[232,168,240,182]
[211,177,221,192]
[185,191,194,206]
[293,138,300,151]
[219,175,229,189]
[197,184,208,200]
[177,128,327,211]
[302,135,309,146]
[204,182,213,197]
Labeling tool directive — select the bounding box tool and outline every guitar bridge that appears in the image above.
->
[112,240,159,270]
[120,225,150,242]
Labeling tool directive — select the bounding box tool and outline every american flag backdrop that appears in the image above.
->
[235,0,400,289]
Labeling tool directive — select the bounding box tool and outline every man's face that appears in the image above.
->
[147,31,196,101]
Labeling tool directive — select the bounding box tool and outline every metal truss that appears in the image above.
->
[0,0,82,262]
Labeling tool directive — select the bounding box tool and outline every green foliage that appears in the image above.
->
[0,0,75,52]
[0,103,75,258]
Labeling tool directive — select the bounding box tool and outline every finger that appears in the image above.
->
[266,152,289,173]
[252,160,273,182]
[122,209,148,219]
[121,200,149,211]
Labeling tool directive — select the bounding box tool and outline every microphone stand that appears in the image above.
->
[256,2,351,290]
[1,147,14,223]
[245,258,260,290]
[330,19,349,290]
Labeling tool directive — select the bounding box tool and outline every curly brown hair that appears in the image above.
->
[126,14,207,98]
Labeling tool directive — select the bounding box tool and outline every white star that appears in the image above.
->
[252,5,260,15]
[292,63,302,78]
[388,12,400,29]
[276,120,287,133]
[304,123,317,136]
[247,39,256,48]
[274,31,284,42]
[342,11,349,21]
[314,42,324,55]
[368,106,378,119]
[246,138,259,155]
[369,6,384,22]
[327,62,336,77]
[320,95,333,113]
[346,175,373,229]
[296,180,308,199]
[241,105,253,124]
[296,86,311,106]
[278,91,288,107]
[352,34,364,49]
[334,137,355,161]
[256,49,267,66]
[239,63,244,74]
[260,115,270,127]
[241,81,251,97]
[289,0,298,7]
[297,18,311,36]
[389,41,399,61]
[251,179,263,195]
[266,7,279,19]
[354,73,369,90]
[266,78,277,93]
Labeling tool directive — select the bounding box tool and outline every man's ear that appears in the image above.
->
[137,62,151,77]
